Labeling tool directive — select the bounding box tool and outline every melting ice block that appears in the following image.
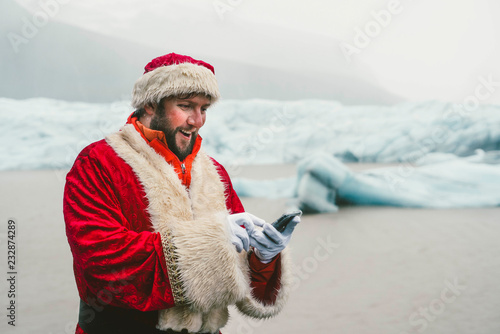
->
[233,151,500,211]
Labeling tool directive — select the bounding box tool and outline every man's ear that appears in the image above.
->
[144,103,155,116]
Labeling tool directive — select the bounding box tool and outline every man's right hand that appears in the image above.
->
[226,213,265,252]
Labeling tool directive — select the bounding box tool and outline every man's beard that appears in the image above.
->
[150,112,197,161]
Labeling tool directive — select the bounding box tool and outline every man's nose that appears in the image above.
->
[187,109,204,128]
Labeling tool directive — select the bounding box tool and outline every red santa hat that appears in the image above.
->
[131,53,220,109]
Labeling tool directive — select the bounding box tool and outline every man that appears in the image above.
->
[64,53,299,334]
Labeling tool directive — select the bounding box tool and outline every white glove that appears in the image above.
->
[248,216,300,263]
[226,213,266,252]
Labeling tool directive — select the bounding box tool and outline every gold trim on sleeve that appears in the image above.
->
[161,230,186,305]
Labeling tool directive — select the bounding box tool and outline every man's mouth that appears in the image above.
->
[179,129,194,139]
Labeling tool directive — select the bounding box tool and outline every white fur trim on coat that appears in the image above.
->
[105,124,293,332]
[131,63,220,109]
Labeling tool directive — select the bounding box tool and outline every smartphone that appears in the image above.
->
[271,210,302,233]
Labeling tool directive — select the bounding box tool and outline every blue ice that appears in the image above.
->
[233,151,500,211]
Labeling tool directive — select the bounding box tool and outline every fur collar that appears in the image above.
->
[106,124,292,332]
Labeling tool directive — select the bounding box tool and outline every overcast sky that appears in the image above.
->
[13,0,500,104]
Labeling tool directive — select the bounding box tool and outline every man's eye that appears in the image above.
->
[179,104,190,109]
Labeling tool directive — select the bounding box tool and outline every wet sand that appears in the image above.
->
[0,166,498,334]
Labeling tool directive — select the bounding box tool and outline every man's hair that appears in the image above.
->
[132,92,212,118]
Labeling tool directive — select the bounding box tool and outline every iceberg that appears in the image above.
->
[202,99,500,166]
[232,151,500,211]
[1,97,499,171]
[2,96,498,209]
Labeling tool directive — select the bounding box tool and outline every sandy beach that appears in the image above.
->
[0,165,499,334]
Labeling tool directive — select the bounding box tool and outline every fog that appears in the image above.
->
[4,0,500,105]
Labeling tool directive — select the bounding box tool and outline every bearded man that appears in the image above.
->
[63,53,299,334]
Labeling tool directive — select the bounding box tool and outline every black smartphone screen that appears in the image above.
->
[271,210,302,233]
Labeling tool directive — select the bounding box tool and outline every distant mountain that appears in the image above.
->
[1,1,403,105]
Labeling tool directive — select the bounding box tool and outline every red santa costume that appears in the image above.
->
[64,54,293,334]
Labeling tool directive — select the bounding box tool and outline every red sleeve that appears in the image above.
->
[248,252,281,304]
[64,148,175,312]
[210,158,244,214]
[211,158,281,304]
